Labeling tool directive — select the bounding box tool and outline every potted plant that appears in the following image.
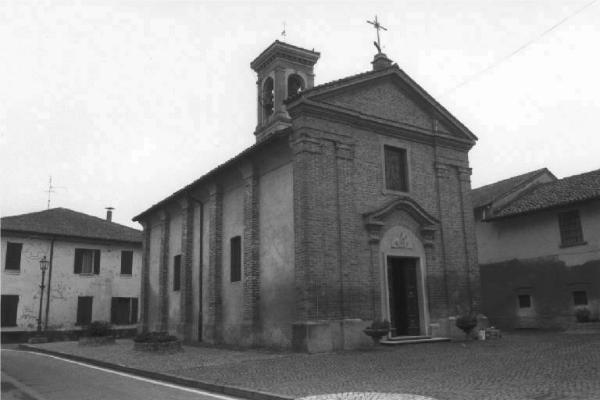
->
[79,321,115,345]
[363,319,390,344]
[133,331,182,353]
[456,314,478,340]
[575,307,591,323]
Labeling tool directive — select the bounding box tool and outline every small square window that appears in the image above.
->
[230,236,241,282]
[173,255,181,291]
[518,294,531,308]
[5,242,23,271]
[384,145,409,192]
[120,251,133,275]
[558,210,584,246]
[573,291,588,306]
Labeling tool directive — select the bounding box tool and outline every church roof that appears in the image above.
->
[471,168,555,209]
[286,63,477,142]
[1,208,142,244]
[489,169,600,220]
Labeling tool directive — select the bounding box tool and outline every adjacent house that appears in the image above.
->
[133,40,481,352]
[473,168,600,329]
[1,208,142,341]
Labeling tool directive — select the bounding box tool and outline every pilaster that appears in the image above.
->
[158,210,170,332]
[139,220,151,332]
[179,197,194,340]
[206,183,223,343]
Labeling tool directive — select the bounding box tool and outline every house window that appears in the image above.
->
[5,242,23,271]
[120,251,133,275]
[558,210,584,246]
[384,145,409,192]
[573,291,588,306]
[230,236,241,282]
[518,294,531,308]
[76,296,93,326]
[110,297,138,325]
[74,249,100,274]
[173,255,181,291]
[1,295,19,327]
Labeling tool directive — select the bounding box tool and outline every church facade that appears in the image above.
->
[133,41,480,352]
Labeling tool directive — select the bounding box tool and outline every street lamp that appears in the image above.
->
[37,256,50,333]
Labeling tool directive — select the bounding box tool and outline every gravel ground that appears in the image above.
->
[24,332,600,400]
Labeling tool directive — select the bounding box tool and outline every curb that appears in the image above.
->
[18,344,294,400]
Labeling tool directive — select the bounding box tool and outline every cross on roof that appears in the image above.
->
[367,15,387,54]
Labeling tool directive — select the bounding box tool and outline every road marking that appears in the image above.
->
[6,349,241,400]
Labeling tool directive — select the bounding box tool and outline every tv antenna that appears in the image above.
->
[45,176,66,209]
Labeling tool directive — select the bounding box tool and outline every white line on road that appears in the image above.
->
[2,349,243,400]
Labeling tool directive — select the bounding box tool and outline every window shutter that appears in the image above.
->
[121,251,133,275]
[110,297,117,324]
[1,295,19,327]
[74,249,82,274]
[93,250,101,274]
[131,298,138,324]
[230,236,241,282]
[5,243,23,271]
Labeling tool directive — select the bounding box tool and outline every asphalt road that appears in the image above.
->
[1,348,240,400]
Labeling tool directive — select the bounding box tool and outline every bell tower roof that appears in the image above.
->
[250,40,320,73]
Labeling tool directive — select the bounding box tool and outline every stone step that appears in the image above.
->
[380,336,450,345]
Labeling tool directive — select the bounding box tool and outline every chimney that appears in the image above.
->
[105,207,114,222]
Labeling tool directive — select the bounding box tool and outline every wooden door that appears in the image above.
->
[388,257,420,336]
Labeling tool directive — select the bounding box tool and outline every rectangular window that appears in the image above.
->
[110,297,138,325]
[573,291,588,306]
[5,242,23,271]
[76,296,93,326]
[558,210,584,246]
[230,236,241,282]
[74,249,100,274]
[1,295,19,327]
[173,255,181,291]
[384,145,409,192]
[518,294,531,308]
[120,250,133,275]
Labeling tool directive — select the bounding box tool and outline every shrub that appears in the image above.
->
[456,314,478,338]
[86,321,112,337]
[368,319,390,331]
[575,307,591,323]
[134,331,178,343]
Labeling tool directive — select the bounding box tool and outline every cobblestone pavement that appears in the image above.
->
[23,332,600,400]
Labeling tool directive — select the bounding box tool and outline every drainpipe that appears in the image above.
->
[44,238,55,331]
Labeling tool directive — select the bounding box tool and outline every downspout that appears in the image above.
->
[44,237,55,330]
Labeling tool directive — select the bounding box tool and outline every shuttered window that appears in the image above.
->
[173,255,181,291]
[1,295,19,327]
[5,242,23,271]
[121,251,133,275]
[110,297,138,325]
[74,249,100,274]
[384,145,409,192]
[558,210,584,246]
[76,296,93,326]
[230,236,241,282]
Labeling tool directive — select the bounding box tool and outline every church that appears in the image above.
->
[133,38,480,352]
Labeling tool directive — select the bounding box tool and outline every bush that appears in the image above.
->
[456,315,477,337]
[86,321,112,337]
[368,319,390,331]
[575,307,591,323]
[134,331,178,343]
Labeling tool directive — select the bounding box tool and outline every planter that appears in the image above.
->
[363,328,389,344]
[78,336,115,346]
[133,340,182,353]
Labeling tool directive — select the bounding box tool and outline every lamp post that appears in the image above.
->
[37,256,49,333]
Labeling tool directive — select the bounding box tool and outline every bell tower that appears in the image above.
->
[250,40,320,142]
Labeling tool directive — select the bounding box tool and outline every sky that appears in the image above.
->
[1,0,599,229]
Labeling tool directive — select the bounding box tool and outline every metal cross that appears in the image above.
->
[281,22,286,40]
[367,15,387,54]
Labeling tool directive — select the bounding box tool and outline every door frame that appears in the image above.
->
[386,256,421,337]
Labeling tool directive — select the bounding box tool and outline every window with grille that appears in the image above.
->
[1,295,19,327]
[573,291,588,306]
[76,296,93,326]
[384,145,409,192]
[558,210,584,246]
[518,294,531,308]
[230,236,241,282]
[74,249,100,274]
[110,297,138,325]
[120,251,133,275]
[173,255,181,291]
[5,242,23,271]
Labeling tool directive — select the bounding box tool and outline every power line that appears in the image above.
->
[444,0,599,96]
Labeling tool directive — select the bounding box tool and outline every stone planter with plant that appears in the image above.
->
[455,314,478,340]
[78,321,115,346]
[363,319,390,344]
[575,307,591,323]
[133,331,182,353]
